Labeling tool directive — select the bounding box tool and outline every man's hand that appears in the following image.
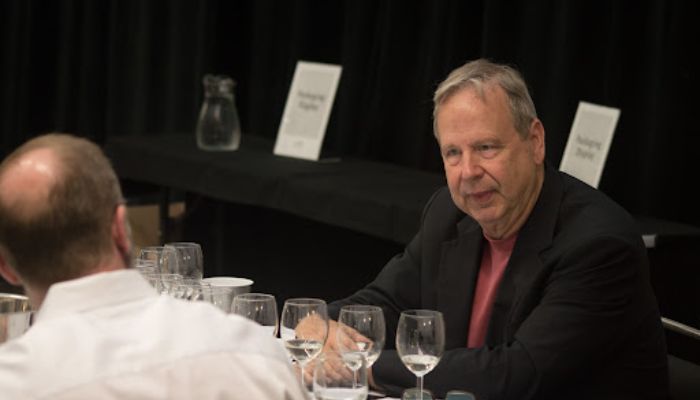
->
[294,314,330,344]
[326,319,383,390]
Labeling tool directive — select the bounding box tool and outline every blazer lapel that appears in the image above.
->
[486,164,563,344]
[438,219,483,349]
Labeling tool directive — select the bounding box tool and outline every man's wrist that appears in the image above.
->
[368,366,385,392]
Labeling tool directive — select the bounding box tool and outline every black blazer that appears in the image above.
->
[329,165,668,400]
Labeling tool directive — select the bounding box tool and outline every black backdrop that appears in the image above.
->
[1,0,699,228]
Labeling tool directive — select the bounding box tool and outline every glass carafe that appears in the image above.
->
[196,74,241,151]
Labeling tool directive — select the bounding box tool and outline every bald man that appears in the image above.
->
[0,133,307,400]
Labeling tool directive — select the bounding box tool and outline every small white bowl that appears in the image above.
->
[201,277,253,296]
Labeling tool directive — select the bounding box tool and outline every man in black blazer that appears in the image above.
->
[326,59,669,399]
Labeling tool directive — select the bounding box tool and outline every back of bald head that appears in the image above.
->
[0,133,124,287]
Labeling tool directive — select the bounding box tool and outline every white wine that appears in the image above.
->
[354,342,380,366]
[284,339,323,364]
[364,346,381,367]
[341,352,364,371]
[339,341,381,367]
[400,354,439,377]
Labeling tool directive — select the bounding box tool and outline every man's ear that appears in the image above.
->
[112,204,132,260]
[528,118,546,165]
[0,251,22,286]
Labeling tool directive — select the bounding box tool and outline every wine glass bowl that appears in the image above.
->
[200,285,236,313]
[137,246,179,274]
[396,310,445,397]
[164,242,204,280]
[337,305,385,368]
[232,293,279,337]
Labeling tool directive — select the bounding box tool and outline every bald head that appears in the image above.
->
[0,147,61,221]
[0,133,127,288]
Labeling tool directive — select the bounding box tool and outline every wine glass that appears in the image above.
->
[164,242,204,280]
[201,285,235,313]
[137,246,179,274]
[280,298,329,391]
[396,310,445,398]
[180,278,207,301]
[133,261,157,276]
[232,293,279,337]
[157,273,185,297]
[337,305,385,371]
[313,350,368,400]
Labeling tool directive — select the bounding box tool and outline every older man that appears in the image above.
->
[0,133,307,399]
[326,59,668,399]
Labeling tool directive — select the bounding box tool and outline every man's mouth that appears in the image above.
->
[468,190,494,204]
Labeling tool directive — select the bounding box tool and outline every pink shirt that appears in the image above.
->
[467,234,518,348]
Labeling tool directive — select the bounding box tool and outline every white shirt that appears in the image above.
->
[0,270,308,400]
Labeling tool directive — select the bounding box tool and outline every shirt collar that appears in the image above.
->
[35,269,157,322]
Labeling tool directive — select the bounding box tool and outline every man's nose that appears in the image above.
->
[460,153,484,179]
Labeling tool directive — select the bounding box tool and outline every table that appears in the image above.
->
[105,134,700,247]
[105,134,446,245]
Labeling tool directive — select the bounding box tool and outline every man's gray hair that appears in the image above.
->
[433,59,538,138]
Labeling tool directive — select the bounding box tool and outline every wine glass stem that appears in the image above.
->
[418,376,424,397]
[300,364,305,391]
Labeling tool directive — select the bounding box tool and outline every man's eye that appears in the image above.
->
[443,148,461,165]
[445,148,460,157]
[477,144,499,158]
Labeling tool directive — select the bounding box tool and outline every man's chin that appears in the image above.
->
[466,206,501,226]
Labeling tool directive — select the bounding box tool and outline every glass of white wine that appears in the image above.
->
[337,305,385,371]
[280,298,329,391]
[396,310,445,398]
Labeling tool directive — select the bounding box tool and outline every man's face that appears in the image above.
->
[435,85,545,239]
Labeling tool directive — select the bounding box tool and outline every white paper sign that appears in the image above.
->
[559,101,620,188]
[274,61,342,161]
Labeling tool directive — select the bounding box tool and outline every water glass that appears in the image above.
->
[313,351,368,400]
[445,390,476,400]
[402,388,433,400]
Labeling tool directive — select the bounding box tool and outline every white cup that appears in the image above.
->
[201,277,253,312]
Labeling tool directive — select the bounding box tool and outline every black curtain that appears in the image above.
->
[1,0,699,227]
